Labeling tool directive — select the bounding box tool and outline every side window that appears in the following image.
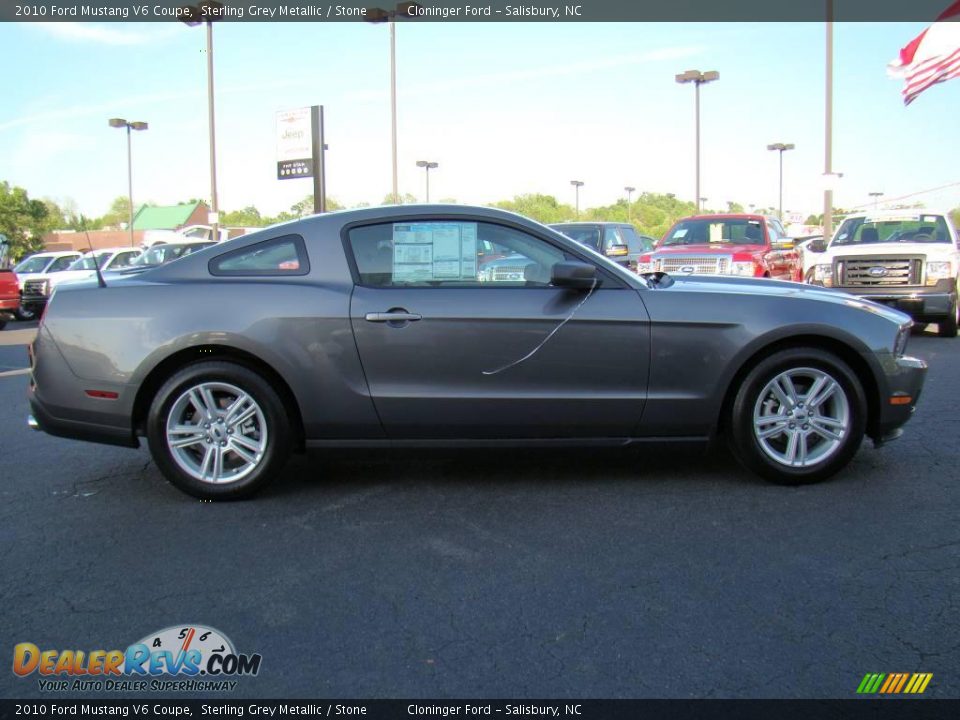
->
[348,221,570,288]
[619,227,645,254]
[602,226,623,250]
[766,221,781,242]
[209,235,309,276]
[49,256,75,272]
[109,252,138,269]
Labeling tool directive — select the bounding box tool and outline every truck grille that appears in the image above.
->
[23,279,48,299]
[838,256,922,287]
[491,265,529,281]
[657,255,730,275]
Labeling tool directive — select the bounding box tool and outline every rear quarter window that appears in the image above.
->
[209,235,309,276]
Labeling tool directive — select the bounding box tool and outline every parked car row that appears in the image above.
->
[11,240,216,320]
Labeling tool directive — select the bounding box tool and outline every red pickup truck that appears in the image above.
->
[636,214,803,282]
[0,235,20,330]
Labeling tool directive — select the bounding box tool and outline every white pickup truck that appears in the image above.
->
[805,209,959,337]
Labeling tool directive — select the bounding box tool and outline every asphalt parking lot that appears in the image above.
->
[0,320,957,700]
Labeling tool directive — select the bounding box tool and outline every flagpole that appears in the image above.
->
[824,0,834,241]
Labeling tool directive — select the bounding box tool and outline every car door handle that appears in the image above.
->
[365,311,422,323]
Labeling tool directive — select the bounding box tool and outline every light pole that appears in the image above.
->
[700,197,708,212]
[624,185,635,222]
[767,142,795,220]
[108,118,148,247]
[416,160,438,202]
[675,69,719,212]
[570,180,584,218]
[869,191,884,208]
[366,3,422,204]
[180,1,223,240]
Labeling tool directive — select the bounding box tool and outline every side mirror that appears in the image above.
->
[807,238,827,253]
[551,261,597,289]
[773,239,795,251]
[605,243,629,258]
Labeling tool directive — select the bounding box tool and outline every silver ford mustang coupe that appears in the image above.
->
[28,205,926,499]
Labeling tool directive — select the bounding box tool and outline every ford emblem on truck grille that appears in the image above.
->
[679,265,696,274]
[868,266,889,277]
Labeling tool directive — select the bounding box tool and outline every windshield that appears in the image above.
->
[68,253,111,271]
[661,218,766,247]
[14,255,53,273]
[832,215,951,246]
[133,243,212,266]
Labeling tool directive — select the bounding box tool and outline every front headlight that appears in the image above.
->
[813,264,833,286]
[894,325,910,357]
[729,261,755,276]
[926,260,953,285]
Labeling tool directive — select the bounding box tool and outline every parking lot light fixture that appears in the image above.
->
[570,180,584,218]
[365,3,424,204]
[108,118,148,247]
[180,1,223,241]
[675,69,719,213]
[869,191,884,208]
[415,160,438,202]
[767,142,795,220]
[624,186,635,222]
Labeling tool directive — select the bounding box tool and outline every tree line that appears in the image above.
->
[4,179,958,260]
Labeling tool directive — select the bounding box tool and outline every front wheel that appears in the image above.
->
[727,347,866,485]
[15,306,36,321]
[146,361,292,499]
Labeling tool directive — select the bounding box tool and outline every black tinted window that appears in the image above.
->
[210,235,308,276]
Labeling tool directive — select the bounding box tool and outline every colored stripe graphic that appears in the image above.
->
[857,672,932,694]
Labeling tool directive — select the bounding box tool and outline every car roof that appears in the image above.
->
[842,209,949,219]
[681,214,772,221]
[550,221,631,227]
[81,247,142,254]
[31,250,82,257]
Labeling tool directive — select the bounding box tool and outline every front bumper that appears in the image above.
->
[870,354,927,440]
[812,279,956,321]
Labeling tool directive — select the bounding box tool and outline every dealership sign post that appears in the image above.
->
[276,105,326,213]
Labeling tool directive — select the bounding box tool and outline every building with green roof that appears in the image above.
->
[132,202,209,231]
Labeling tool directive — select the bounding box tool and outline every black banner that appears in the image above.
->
[2,700,960,720]
[1,0,959,23]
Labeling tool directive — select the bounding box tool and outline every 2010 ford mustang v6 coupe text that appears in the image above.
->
[28,205,926,499]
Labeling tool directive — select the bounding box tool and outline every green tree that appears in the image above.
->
[0,181,51,258]
[290,195,345,217]
[381,192,418,206]
[100,196,133,229]
[489,194,576,224]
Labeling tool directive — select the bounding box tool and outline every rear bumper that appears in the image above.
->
[28,396,139,448]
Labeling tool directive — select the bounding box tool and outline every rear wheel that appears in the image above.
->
[728,347,866,485]
[15,306,36,321]
[146,361,291,499]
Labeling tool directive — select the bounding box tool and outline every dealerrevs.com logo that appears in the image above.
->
[12,625,262,692]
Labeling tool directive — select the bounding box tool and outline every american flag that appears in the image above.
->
[889,0,960,105]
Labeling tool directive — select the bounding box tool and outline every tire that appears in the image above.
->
[0,319,6,331]
[146,361,292,499]
[15,306,36,322]
[727,347,867,485]
[937,293,958,338]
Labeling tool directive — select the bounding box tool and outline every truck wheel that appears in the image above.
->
[0,319,7,331]
[938,294,958,338]
[728,347,866,485]
[146,361,292,500]
[15,306,36,321]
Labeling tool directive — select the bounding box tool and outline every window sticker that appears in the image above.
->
[392,222,478,282]
[672,228,688,238]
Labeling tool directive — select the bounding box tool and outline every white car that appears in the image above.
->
[805,209,959,337]
[21,247,142,313]
[12,251,82,319]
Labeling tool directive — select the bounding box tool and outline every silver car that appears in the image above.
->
[28,205,927,499]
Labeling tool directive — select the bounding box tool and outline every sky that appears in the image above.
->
[2,19,960,221]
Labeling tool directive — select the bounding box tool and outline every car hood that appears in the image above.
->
[822,242,955,258]
[652,243,767,255]
[662,273,912,324]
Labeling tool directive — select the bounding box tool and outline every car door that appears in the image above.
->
[346,217,651,439]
